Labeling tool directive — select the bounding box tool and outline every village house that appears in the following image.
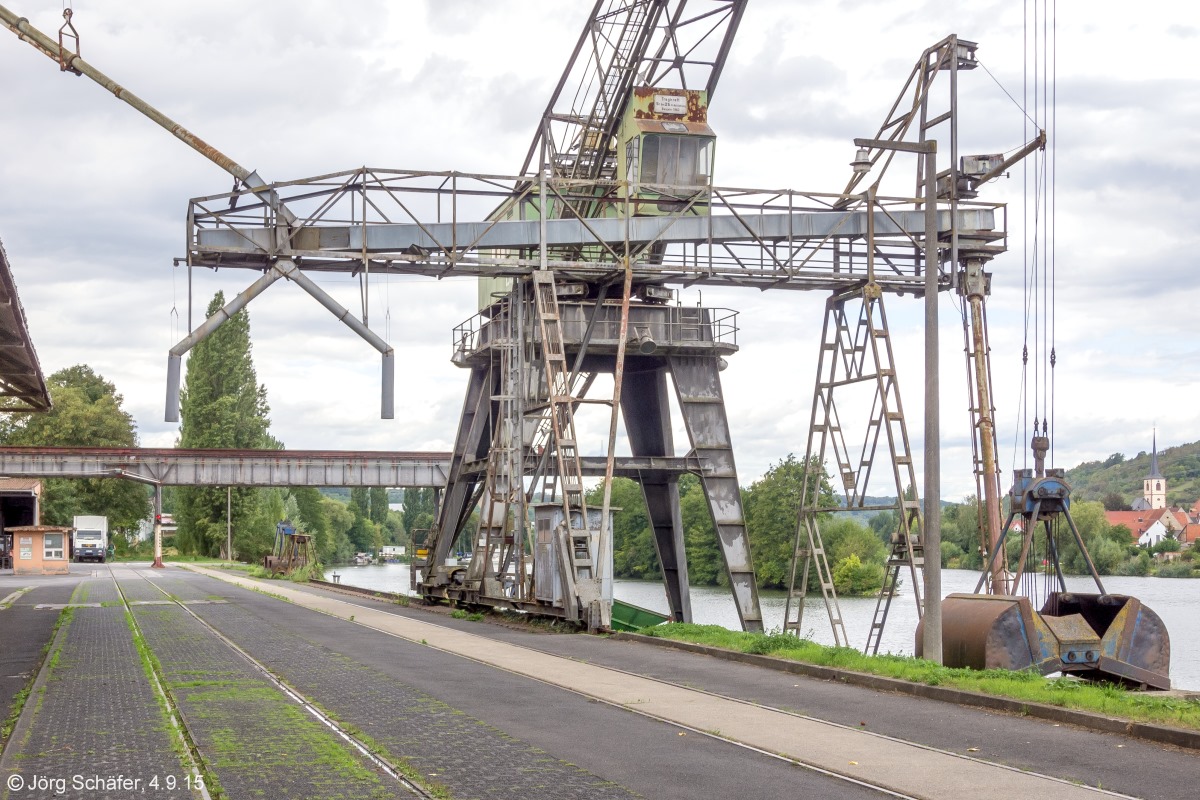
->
[1104,434,1194,548]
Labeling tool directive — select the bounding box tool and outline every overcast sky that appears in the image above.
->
[1,0,1197,502]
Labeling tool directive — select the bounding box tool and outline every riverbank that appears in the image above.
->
[633,623,1200,735]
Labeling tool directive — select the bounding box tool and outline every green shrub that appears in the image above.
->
[1154,561,1196,579]
[832,553,885,595]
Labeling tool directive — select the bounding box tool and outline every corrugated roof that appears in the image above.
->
[0,477,42,491]
[0,236,50,413]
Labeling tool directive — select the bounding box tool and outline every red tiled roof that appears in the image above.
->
[1104,510,1159,540]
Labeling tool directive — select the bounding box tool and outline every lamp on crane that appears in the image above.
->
[850,147,872,175]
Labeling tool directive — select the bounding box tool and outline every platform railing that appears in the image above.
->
[185,168,1004,293]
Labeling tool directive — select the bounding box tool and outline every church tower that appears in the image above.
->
[1143,430,1166,509]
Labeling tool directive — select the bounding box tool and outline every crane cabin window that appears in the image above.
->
[638,134,714,189]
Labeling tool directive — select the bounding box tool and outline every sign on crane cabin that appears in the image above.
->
[618,87,715,215]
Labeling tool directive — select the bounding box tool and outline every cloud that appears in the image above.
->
[1,0,1198,504]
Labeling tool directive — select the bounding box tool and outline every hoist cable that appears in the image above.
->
[1050,0,1058,467]
[975,60,1040,128]
[1019,0,1030,472]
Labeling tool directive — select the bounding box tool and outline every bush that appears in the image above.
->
[832,553,885,595]
[1115,550,1152,576]
[1154,562,1196,579]
[288,561,325,582]
[941,540,967,569]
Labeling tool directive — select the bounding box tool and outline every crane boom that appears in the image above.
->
[521,0,747,184]
[0,4,292,219]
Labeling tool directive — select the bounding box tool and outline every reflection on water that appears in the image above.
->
[331,563,1200,690]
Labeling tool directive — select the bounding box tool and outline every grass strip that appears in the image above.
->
[640,623,1200,731]
[123,608,221,799]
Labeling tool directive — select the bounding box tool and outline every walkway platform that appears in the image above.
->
[2,564,1196,800]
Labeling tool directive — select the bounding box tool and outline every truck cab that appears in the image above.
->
[72,515,108,563]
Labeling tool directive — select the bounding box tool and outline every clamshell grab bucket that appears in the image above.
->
[922,592,1170,690]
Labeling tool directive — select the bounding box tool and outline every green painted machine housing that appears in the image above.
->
[617,86,715,215]
[476,87,716,310]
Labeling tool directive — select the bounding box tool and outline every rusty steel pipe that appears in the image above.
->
[968,289,1006,593]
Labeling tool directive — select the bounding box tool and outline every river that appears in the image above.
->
[331,564,1200,691]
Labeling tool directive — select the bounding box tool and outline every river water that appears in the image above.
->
[332,564,1200,690]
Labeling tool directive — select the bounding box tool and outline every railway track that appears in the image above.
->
[108,565,434,799]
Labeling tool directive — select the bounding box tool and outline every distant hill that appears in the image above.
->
[1066,440,1200,508]
[316,488,405,504]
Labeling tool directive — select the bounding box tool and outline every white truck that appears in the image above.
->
[73,515,109,563]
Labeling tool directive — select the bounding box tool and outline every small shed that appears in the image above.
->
[9,525,72,576]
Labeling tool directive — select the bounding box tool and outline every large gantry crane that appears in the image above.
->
[0,1,1004,636]
[5,2,1090,660]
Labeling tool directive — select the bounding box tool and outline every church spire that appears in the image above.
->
[1143,428,1167,510]
[1148,428,1164,479]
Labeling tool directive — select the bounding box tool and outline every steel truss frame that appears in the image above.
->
[784,34,1024,650]
[184,169,1001,291]
[2,3,1033,637]
[523,0,747,184]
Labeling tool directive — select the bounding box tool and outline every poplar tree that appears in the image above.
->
[176,292,277,557]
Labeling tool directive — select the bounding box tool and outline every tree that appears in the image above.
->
[321,497,356,564]
[401,488,438,536]
[0,365,149,537]
[369,487,390,525]
[292,487,331,558]
[742,455,835,589]
[1101,491,1130,511]
[939,497,985,570]
[680,474,723,585]
[176,293,277,557]
[585,477,660,580]
[832,553,885,595]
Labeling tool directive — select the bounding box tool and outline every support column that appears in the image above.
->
[620,364,691,623]
[921,143,943,663]
[152,485,164,569]
[670,354,763,632]
[429,366,495,571]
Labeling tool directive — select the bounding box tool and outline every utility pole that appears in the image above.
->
[921,142,943,664]
[226,486,232,561]
[152,484,164,569]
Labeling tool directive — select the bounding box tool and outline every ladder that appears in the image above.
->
[860,295,924,654]
[785,509,848,646]
[569,0,654,181]
[468,294,527,599]
[786,287,924,652]
[531,271,594,616]
[864,508,924,654]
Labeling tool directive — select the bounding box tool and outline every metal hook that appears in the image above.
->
[57,8,80,74]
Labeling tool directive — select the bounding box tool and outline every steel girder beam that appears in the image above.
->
[195,208,996,260]
[429,365,496,571]
[0,236,49,412]
[0,446,449,487]
[669,354,763,631]
[0,446,704,489]
[621,365,691,623]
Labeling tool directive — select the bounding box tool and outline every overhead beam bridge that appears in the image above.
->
[0,447,705,488]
